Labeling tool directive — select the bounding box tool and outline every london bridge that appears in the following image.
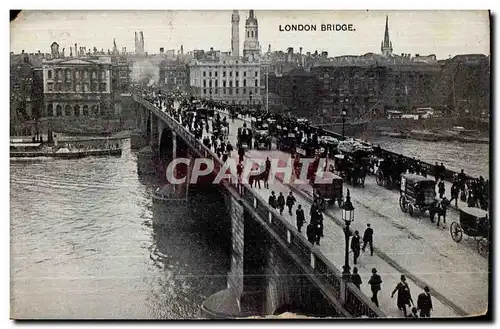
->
[10,10,490,320]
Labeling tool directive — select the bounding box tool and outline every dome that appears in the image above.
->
[245,10,258,25]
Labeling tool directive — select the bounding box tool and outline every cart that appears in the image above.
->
[313,171,343,207]
[399,173,437,217]
[450,207,489,257]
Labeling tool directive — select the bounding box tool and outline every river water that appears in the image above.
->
[10,139,230,319]
[371,137,490,179]
[10,136,489,319]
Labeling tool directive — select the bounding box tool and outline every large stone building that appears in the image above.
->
[42,42,114,117]
[10,51,44,133]
[159,60,189,92]
[188,49,261,105]
[187,11,262,105]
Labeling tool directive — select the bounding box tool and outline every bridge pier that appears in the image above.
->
[131,104,149,150]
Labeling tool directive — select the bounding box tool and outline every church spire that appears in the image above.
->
[384,16,390,47]
[381,15,393,57]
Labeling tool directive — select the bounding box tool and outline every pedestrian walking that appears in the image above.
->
[237,161,244,196]
[438,180,445,199]
[351,267,362,290]
[306,223,315,244]
[286,191,296,215]
[368,268,382,307]
[362,223,374,256]
[296,205,306,232]
[391,275,414,317]
[417,286,433,318]
[314,222,322,246]
[277,192,285,215]
[351,230,361,265]
[238,145,245,163]
[268,191,277,209]
[449,182,459,207]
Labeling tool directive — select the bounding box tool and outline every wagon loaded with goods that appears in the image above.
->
[399,173,437,217]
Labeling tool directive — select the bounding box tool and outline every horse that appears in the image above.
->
[429,198,450,226]
[249,169,269,189]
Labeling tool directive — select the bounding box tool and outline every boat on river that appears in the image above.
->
[10,142,122,159]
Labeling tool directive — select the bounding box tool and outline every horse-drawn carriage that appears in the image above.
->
[334,142,371,187]
[399,174,437,217]
[254,132,271,150]
[277,130,297,152]
[237,125,253,149]
[313,171,344,207]
[212,119,229,140]
[450,207,489,257]
[376,157,404,189]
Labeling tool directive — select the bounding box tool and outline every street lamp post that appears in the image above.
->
[341,109,347,138]
[342,189,355,279]
[249,91,253,108]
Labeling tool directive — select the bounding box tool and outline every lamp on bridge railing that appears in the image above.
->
[342,189,355,278]
[341,109,347,138]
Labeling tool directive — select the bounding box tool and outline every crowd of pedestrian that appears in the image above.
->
[138,87,441,318]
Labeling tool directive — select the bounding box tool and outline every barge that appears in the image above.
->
[10,143,122,159]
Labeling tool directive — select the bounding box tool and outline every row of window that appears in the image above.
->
[47,69,107,80]
[202,87,259,95]
[46,82,107,92]
[203,79,259,88]
[201,71,259,78]
[46,104,100,116]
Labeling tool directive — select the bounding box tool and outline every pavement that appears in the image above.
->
[165,104,489,318]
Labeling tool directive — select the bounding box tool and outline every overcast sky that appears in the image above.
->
[10,10,489,59]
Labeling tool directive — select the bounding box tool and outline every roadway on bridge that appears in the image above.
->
[162,102,488,317]
[204,111,488,318]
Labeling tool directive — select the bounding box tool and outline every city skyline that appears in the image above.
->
[11,10,490,59]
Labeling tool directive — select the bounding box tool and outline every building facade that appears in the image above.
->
[188,52,261,105]
[42,56,113,117]
[10,53,41,134]
[159,60,189,92]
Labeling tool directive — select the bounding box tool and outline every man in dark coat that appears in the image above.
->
[368,268,382,307]
[296,205,306,232]
[391,275,413,317]
[351,266,362,290]
[306,223,315,244]
[268,191,277,209]
[238,145,245,163]
[417,286,433,318]
[351,230,361,265]
[362,223,374,256]
[438,180,445,199]
[286,191,296,215]
[277,192,285,215]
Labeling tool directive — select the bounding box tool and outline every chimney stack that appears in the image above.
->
[70,47,73,57]
[180,45,184,54]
